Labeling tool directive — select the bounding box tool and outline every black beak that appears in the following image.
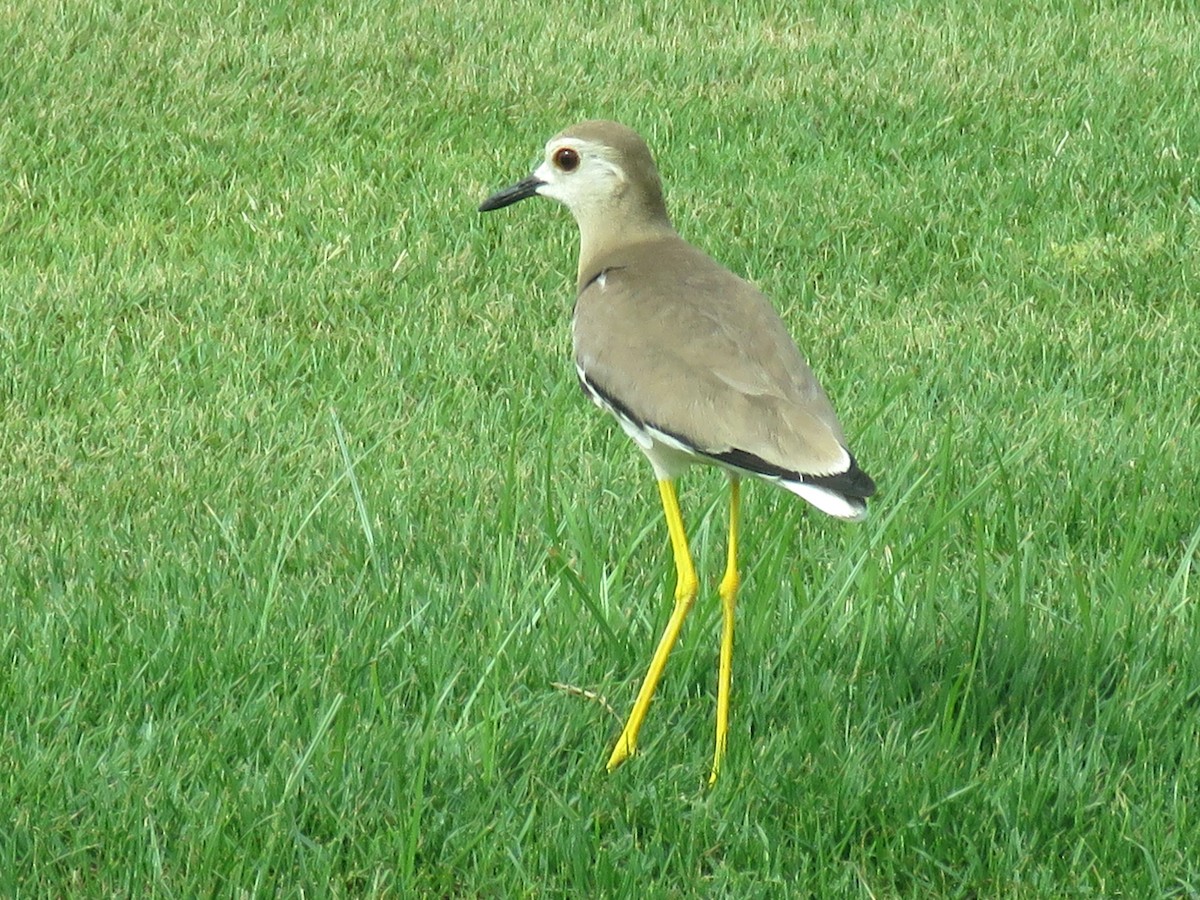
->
[478,176,545,212]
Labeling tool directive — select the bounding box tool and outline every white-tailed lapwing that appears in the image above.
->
[479,120,875,784]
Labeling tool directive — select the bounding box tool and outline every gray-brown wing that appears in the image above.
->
[573,237,853,478]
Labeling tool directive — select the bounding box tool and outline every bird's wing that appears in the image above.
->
[573,238,854,479]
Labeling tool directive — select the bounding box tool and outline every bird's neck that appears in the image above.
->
[575,207,676,285]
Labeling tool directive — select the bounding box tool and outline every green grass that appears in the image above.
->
[3,0,1199,894]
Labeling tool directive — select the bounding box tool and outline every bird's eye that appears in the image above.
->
[553,147,580,172]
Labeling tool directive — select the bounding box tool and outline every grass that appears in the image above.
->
[2,0,1199,894]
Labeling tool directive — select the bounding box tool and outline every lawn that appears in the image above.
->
[2,0,1199,895]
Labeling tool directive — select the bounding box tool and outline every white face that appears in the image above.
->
[531,137,624,214]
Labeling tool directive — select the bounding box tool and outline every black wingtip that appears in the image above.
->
[709,447,875,499]
[815,456,876,500]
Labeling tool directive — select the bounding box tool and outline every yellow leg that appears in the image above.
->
[606,479,699,772]
[710,477,741,785]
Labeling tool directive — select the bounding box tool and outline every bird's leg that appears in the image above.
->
[710,477,741,784]
[606,479,699,772]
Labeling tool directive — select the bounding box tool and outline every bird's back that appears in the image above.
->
[572,234,855,481]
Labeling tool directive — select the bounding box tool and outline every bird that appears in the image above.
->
[478,120,875,784]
